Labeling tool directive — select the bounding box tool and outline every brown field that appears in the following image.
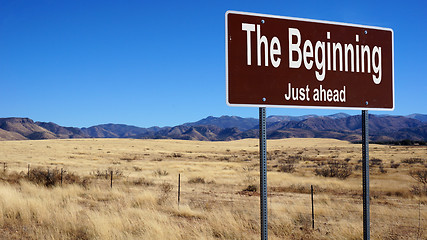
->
[0,138,426,239]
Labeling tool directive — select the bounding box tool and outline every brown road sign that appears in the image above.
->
[226,11,394,110]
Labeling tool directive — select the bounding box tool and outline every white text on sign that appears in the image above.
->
[241,24,383,84]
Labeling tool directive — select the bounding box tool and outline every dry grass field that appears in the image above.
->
[0,138,426,239]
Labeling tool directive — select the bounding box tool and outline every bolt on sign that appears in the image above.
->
[226,11,394,110]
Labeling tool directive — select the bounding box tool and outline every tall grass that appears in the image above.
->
[0,138,426,239]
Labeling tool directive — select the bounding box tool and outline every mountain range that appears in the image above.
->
[0,113,426,142]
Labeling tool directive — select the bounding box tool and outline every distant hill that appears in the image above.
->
[0,113,426,142]
[407,113,427,122]
[80,124,161,138]
[0,118,56,140]
[264,115,425,142]
[183,116,258,131]
[36,122,89,139]
[266,114,318,123]
[0,128,27,140]
[267,113,350,123]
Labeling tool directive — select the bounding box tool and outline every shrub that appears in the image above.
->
[153,169,169,177]
[160,182,173,194]
[410,185,427,196]
[120,155,139,161]
[78,176,92,189]
[28,168,81,187]
[286,155,303,163]
[379,164,387,174]
[188,177,205,184]
[91,168,122,179]
[0,171,25,184]
[243,184,257,192]
[157,182,173,205]
[279,164,295,173]
[390,163,400,168]
[402,158,424,165]
[132,177,154,186]
[91,169,109,179]
[314,160,352,179]
[409,169,427,185]
[28,168,56,186]
[63,170,81,184]
[370,158,383,166]
[133,166,143,171]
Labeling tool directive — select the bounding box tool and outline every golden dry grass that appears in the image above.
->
[0,138,426,239]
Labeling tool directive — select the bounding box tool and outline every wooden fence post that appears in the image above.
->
[178,173,181,207]
[311,185,315,229]
[110,171,113,188]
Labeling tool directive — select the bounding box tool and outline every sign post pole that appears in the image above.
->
[362,110,370,240]
[226,11,393,240]
[259,107,268,240]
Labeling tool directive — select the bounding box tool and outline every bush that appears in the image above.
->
[243,184,257,192]
[410,169,427,185]
[62,170,81,184]
[402,158,424,165]
[370,158,383,166]
[157,182,173,205]
[286,155,303,163]
[379,164,387,174]
[133,166,143,172]
[314,160,352,179]
[0,171,25,184]
[28,168,56,186]
[28,168,80,187]
[161,182,173,193]
[188,177,205,184]
[410,185,427,196]
[279,164,295,173]
[120,155,139,161]
[390,163,400,168]
[153,169,169,177]
[91,168,122,179]
[132,177,154,186]
[91,169,109,179]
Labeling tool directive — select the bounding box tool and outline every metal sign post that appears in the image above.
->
[259,107,268,240]
[362,110,370,240]
[225,11,393,240]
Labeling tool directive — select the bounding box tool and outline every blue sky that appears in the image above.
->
[0,0,426,127]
